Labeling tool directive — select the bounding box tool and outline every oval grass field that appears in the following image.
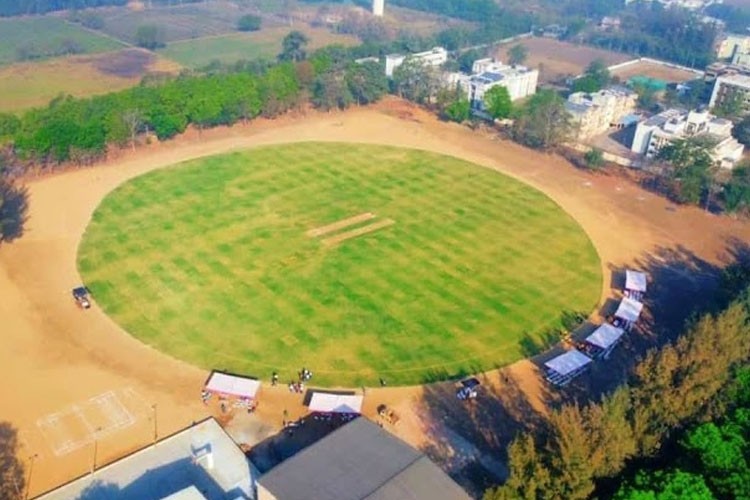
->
[78,143,602,386]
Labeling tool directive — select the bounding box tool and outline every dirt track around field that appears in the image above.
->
[3,97,750,496]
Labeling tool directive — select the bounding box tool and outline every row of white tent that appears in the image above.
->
[204,370,364,414]
[544,270,647,387]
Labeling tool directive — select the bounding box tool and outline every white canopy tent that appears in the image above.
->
[204,371,261,399]
[308,393,363,414]
[544,349,593,386]
[625,270,648,293]
[585,323,625,358]
[614,296,644,323]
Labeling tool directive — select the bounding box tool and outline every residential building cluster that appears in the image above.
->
[565,86,638,139]
[709,72,750,115]
[446,58,539,110]
[630,108,744,169]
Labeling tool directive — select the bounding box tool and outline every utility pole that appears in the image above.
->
[152,404,158,443]
[25,454,38,500]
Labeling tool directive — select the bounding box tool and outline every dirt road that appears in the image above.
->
[3,98,749,496]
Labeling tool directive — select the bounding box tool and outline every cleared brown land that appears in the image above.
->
[0,48,180,113]
[3,98,750,496]
[495,37,630,83]
[611,60,702,83]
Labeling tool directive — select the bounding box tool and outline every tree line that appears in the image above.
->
[0,34,387,168]
[485,264,750,500]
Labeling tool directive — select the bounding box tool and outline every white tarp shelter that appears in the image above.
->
[308,393,363,414]
[586,323,625,350]
[615,297,644,323]
[204,371,261,399]
[544,349,593,376]
[625,270,648,293]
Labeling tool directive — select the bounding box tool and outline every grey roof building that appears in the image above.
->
[257,418,470,500]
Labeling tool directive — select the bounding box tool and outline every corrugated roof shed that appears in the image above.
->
[258,418,470,500]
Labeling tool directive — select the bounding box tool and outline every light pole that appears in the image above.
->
[25,454,38,500]
[152,404,158,443]
[91,427,102,474]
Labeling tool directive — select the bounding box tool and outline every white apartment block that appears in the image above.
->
[631,108,744,169]
[709,73,750,114]
[626,0,720,10]
[717,34,750,60]
[446,58,538,110]
[385,47,448,78]
[565,86,638,140]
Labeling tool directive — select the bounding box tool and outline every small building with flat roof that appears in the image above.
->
[257,417,470,500]
[36,418,255,500]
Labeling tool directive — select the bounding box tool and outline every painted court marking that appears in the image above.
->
[306,212,376,238]
[36,389,140,456]
[322,219,395,246]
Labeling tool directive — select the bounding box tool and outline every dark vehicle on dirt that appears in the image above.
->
[72,286,91,309]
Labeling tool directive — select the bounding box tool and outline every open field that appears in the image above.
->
[159,27,358,68]
[78,143,601,386]
[610,59,703,83]
[0,16,124,66]
[0,49,181,113]
[495,37,630,83]
[98,0,284,43]
[6,100,750,495]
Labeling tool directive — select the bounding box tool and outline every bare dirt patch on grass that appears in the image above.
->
[306,212,376,237]
[495,37,630,83]
[321,218,395,246]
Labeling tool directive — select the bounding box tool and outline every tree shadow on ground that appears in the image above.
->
[0,180,29,243]
[418,372,547,497]
[415,239,750,496]
[0,421,25,500]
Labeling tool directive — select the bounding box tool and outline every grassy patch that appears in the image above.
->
[159,27,358,68]
[79,143,602,386]
[0,49,180,113]
[0,17,123,66]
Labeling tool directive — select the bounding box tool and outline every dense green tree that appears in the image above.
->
[508,44,528,66]
[512,89,571,149]
[458,49,482,73]
[572,59,611,93]
[135,24,165,50]
[312,71,353,111]
[583,148,605,169]
[279,31,310,62]
[633,83,657,111]
[237,14,261,32]
[713,89,744,120]
[442,96,471,123]
[484,434,551,500]
[732,115,750,147]
[656,138,714,205]
[0,113,20,138]
[483,85,512,120]
[614,470,715,500]
[723,166,750,213]
[392,58,441,105]
[345,61,388,105]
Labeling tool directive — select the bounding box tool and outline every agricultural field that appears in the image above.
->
[0,49,180,113]
[97,0,277,43]
[159,26,358,68]
[0,16,124,66]
[78,143,601,386]
[495,37,630,83]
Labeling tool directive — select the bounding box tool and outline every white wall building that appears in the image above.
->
[385,47,448,78]
[709,73,750,114]
[447,58,538,109]
[565,86,638,139]
[717,33,750,60]
[631,108,745,169]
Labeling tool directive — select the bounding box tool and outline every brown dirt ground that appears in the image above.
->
[4,97,750,496]
[611,60,701,83]
[494,37,631,83]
